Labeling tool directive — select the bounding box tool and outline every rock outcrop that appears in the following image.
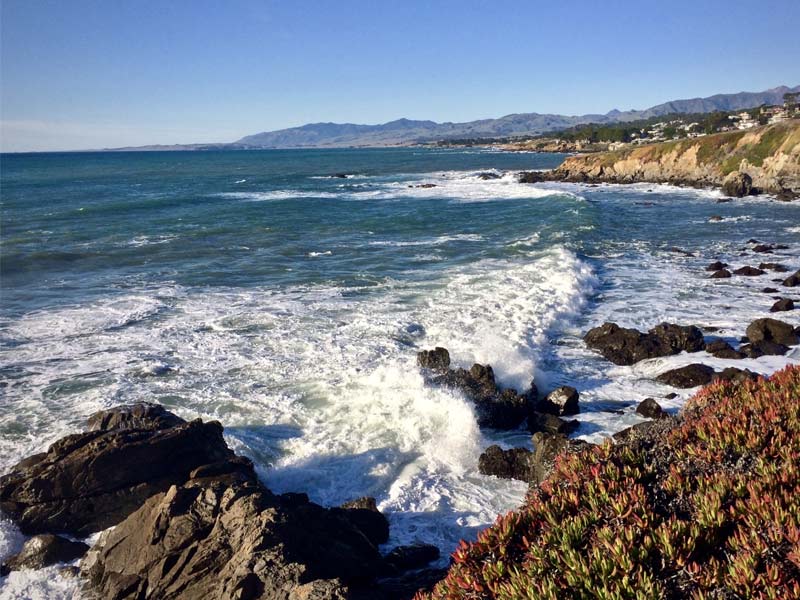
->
[1,534,89,576]
[548,121,800,197]
[745,317,799,346]
[656,364,717,388]
[584,322,705,366]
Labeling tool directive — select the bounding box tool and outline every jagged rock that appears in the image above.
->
[710,269,732,279]
[782,270,800,287]
[528,412,579,435]
[417,347,450,371]
[746,317,799,346]
[1,534,89,576]
[771,298,795,312]
[705,339,745,359]
[733,266,766,276]
[636,398,666,419]
[706,261,728,271]
[0,405,240,536]
[418,349,532,429]
[87,402,184,432]
[537,386,579,416]
[518,171,544,183]
[584,322,705,366]
[337,497,390,546]
[385,544,440,572]
[721,171,752,197]
[81,476,384,600]
[759,263,790,272]
[656,364,716,388]
[478,446,534,482]
[714,367,760,384]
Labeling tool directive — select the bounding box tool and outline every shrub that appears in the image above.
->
[419,365,800,599]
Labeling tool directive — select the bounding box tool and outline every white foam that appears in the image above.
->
[307,250,332,257]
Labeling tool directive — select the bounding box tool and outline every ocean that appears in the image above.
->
[1,148,799,598]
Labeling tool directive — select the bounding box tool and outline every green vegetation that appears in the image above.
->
[420,365,800,600]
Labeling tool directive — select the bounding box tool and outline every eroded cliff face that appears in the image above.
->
[553,121,800,197]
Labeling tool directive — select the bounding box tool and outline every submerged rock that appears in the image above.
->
[733,266,766,276]
[710,269,732,278]
[584,322,705,366]
[759,262,790,272]
[656,364,716,388]
[1,534,89,576]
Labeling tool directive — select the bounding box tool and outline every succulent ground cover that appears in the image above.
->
[421,365,800,599]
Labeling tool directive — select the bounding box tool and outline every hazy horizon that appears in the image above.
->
[2,0,799,152]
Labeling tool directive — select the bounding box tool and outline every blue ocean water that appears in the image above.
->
[1,148,799,596]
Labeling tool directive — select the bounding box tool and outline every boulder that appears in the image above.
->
[721,171,752,197]
[762,287,779,293]
[537,386,579,416]
[530,432,589,485]
[710,269,732,279]
[713,367,760,384]
[337,497,390,547]
[478,446,534,482]
[518,171,544,184]
[1,534,89,576]
[783,270,800,287]
[752,244,775,253]
[771,298,795,312]
[759,263,790,272]
[0,405,241,536]
[656,364,716,388]
[745,318,799,346]
[741,341,789,357]
[385,544,440,572]
[417,347,450,372]
[636,398,666,419]
[732,266,766,276]
[528,412,579,435]
[705,339,745,359]
[584,322,705,366]
[706,261,728,271]
[81,476,385,600]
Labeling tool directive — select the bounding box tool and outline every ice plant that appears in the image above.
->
[419,365,800,599]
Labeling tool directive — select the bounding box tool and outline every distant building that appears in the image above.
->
[729,112,758,130]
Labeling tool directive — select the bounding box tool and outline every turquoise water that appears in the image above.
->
[1,147,799,597]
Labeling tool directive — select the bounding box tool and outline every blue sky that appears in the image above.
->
[1,0,798,151]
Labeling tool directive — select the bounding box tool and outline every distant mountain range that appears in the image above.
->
[110,86,800,151]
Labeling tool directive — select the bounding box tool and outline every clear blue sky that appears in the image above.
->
[1,0,798,151]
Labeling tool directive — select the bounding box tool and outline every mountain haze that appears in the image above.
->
[236,86,800,148]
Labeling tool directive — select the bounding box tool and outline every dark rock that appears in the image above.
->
[477,172,501,180]
[741,341,789,357]
[706,261,728,271]
[656,364,716,388]
[518,171,544,184]
[759,263,790,272]
[701,326,720,332]
[530,432,589,485]
[771,298,795,312]
[374,568,448,600]
[721,171,753,197]
[478,445,534,482]
[417,347,450,371]
[87,402,184,432]
[752,244,775,253]
[0,406,243,536]
[537,386,579,416]
[584,322,705,366]
[528,412,579,435]
[636,398,666,419]
[714,367,760,384]
[747,239,761,244]
[733,266,766,276]
[664,392,679,399]
[1,534,89,576]
[710,269,732,279]
[705,339,745,359]
[667,247,695,257]
[332,173,350,178]
[783,270,800,287]
[762,287,779,293]
[745,317,799,346]
[337,496,390,547]
[411,183,437,188]
[385,544,440,572]
[81,476,384,599]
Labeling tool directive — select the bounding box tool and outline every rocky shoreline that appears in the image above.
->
[517,120,800,199]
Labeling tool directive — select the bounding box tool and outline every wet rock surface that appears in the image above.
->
[1,534,89,576]
[745,317,799,346]
[584,322,705,366]
[656,364,716,388]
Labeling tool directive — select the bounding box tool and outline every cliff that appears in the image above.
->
[552,120,800,197]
